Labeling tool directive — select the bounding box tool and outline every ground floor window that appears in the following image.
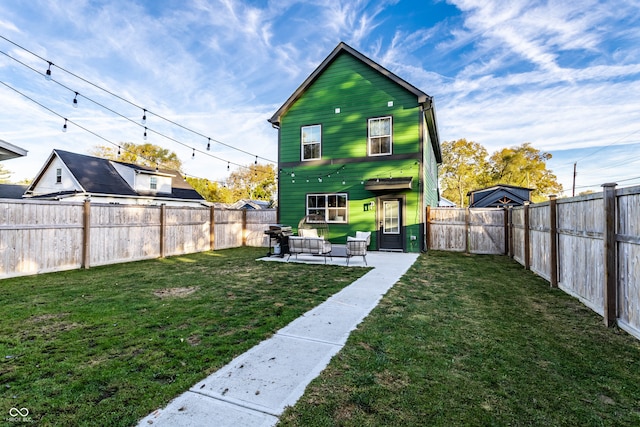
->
[307,193,348,223]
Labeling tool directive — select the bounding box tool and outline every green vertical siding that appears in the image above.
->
[277,51,437,252]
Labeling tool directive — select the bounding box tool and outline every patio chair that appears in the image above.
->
[346,231,371,266]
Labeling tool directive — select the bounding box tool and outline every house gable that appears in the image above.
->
[469,185,533,207]
[26,149,204,204]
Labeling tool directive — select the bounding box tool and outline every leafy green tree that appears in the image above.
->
[489,143,563,202]
[89,143,183,171]
[226,163,276,202]
[185,177,235,203]
[440,139,491,206]
[0,164,11,183]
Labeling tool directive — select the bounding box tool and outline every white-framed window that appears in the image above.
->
[150,176,157,190]
[307,193,348,223]
[368,116,392,156]
[55,168,62,184]
[301,124,321,161]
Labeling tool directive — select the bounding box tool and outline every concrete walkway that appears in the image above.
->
[137,251,418,426]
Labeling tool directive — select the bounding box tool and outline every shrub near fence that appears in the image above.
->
[427,184,640,340]
[0,199,276,279]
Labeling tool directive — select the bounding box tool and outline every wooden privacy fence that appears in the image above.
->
[427,184,640,339]
[427,207,506,254]
[0,199,276,279]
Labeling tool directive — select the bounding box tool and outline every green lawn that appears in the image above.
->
[0,247,369,426]
[279,251,640,427]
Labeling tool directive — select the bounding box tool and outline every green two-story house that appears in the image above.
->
[268,42,442,253]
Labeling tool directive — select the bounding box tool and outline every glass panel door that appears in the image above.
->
[383,200,400,234]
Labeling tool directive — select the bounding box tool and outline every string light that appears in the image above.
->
[207,138,211,151]
[117,145,121,156]
[141,109,147,125]
[143,127,147,140]
[0,35,277,166]
[72,92,78,108]
[62,118,67,132]
[192,148,195,159]
[227,162,230,171]
[45,61,52,80]
[255,155,258,165]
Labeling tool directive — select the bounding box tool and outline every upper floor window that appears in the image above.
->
[150,176,157,190]
[301,124,321,161]
[55,168,62,184]
[368,116,392,156]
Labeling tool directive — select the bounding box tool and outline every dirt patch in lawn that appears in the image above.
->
[153,286,199,298]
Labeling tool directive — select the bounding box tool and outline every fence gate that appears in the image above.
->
[427,207,506,254]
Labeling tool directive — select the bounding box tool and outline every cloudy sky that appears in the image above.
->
[1,0,639,195]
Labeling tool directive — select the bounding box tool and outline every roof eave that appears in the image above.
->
[268,41,430,126]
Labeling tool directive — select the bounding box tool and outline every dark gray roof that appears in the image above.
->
[56,149,138,196]
[469,184,532,207]
[31,150,204,201]
[0,184,28,199]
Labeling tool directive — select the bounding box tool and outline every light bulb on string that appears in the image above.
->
[143,127,147,140]
[62,118,67,132]
[255,155,258,165]
[141,109,147,125]
[72,92,78,108]
[45,62,52,81]
[192,148,195,159]
[227,162,230,171]
[207,138,211,151]
[117,146,121,156]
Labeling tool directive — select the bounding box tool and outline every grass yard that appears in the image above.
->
[279,251,640,427]
[0,247,369,426]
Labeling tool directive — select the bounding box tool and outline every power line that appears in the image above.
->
[0,34,276,164]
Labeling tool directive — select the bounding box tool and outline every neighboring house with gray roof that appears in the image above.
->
[24,149,207,207]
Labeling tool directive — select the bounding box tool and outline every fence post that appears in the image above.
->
[602,183,618,327]
[82,199,91,269]
[210,205,215,251]
[242,209,248,247]
[508,207,514,258]
[523,202,530,270]
[549,195,558,288]
[465,207,470,253]
[160,204,166,258]
[503,206,509,255]
[426,206,431,251]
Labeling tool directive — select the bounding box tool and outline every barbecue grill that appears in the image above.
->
[264,224,292,257]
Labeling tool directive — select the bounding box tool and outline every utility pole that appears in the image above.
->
[572,162,577,197]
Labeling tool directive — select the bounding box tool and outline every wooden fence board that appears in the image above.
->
[617,191,640,335]
[469,209,504,254]
[555,196,604,313]
[427,208,467,252]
